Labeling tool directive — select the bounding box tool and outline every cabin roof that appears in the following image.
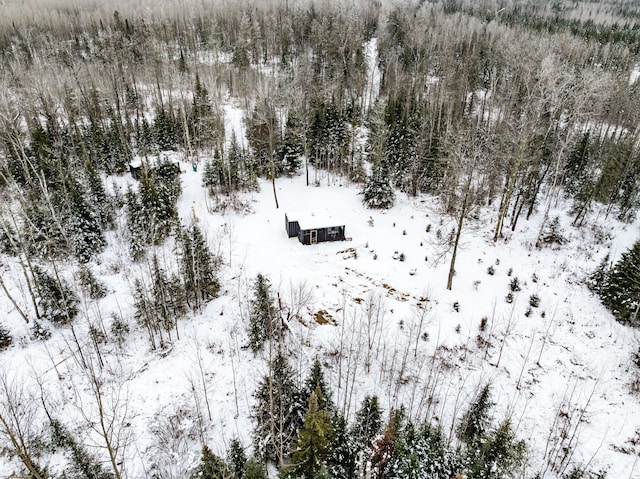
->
[287,210,345,230]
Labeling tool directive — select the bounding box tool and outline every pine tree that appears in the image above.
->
[301,357,334,414]
[597,240,640,325]
[227,438,247,479]
[33,266,79,326]
[244,458,267,479]
[150,255,186,338]
[247,274,278,353]
[252,351,304,465]
[278,113,304,176]
[178,223,219,311]
[467,419,526,479]
[78,264,107,299]
[192,445,233,479]
[361,165,395,209]
[154,107,181,151]
[325,414,356,479]
[50,418,115,479]
[125,186,148,261]
[203,149,223,196]
[0,323,12,350]
[286,388,334,479]
[85,163,115,229]
[351,395,383,450]
[588,254,610,294]
[457,383,493,446]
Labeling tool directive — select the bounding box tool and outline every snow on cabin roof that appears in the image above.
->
[287,210,345,230]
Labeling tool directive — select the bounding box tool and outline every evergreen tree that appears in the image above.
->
[0,323,12,350]
[154,107,181,151]
[78,264,107,299]
[203,149,224,196]
[369,410,400,479]
[178,223,219,311]
[189,74,223,150]
[247,274,278,353]
[351,395,383,450]
[85,163,115,229]
[64,179,106,263]
[226,438,247,479]
[325,414,356,479]
[466,419,526,479]
[244,458,267,479]
[597,240,640,325]
[361,165,395,209]
[301,357,334,414]
[49,418,115,479]
[588,254,610,294]
[286,388,334,479]
[564,131,592,197]
[278,113,304,176]
[150,255,186,338]
[33,266,79,326]
[252,351,304,464]
[457,384,493,446]
[124,186,147,261]
[192,445,233,479]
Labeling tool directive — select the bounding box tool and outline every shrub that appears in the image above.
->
[479,316,488,332]
[529,295,541,308]
[487,265,495,275]
[0,323,12,350]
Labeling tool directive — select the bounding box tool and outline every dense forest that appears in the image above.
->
[1,0,640,478]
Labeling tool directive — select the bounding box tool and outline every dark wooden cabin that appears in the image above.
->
[285,211,346,245]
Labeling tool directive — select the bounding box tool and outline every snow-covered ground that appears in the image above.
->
[2,149,640,477]
[1,36,640,479]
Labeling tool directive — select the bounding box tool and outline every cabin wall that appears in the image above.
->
[298,226,345,245]
[285,215,300,237]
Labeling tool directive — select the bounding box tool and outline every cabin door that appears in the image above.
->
[310,230,318,244]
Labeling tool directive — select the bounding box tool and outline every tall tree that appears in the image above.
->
[596,240,640,325]
[178,223,219,311]
[286,388,334,479]
[252,351,304,466]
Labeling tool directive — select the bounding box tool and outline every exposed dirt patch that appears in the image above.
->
[314,309,336,325]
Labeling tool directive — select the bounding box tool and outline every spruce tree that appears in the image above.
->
[361,165,395,209]
[192,445,233,479]
[125,186,147,261]
[66,180,106,262]
[278,113,304,176]
[226,438,247,479]
[301,357,334,414]
[0,323,12,350]
[244,458,267,479]
[252,351,304,464]
[286,388,334,479]
[351,395,383,450]
[326,414,356,479]
[597,240,640,325]
[33,266,79,326]
[49,418,115,479]
[178,223,219,311]
[457,383,493,446]
[150,255,186,338]
[467,419,526,479]
[78,264,107,299]
[247,274,278,353]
